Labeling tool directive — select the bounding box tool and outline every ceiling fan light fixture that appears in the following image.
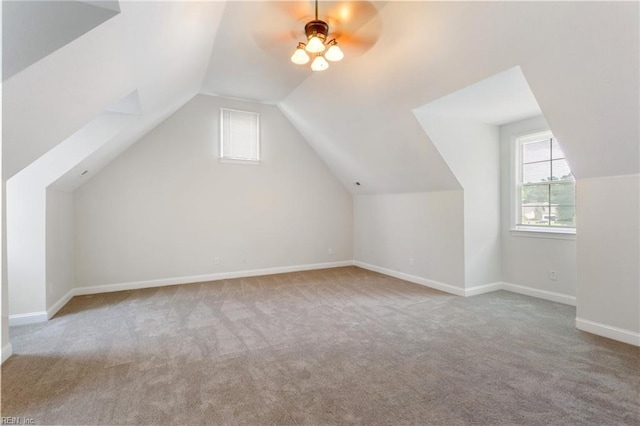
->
[304,19,328,53]
[292,1,344,71]
[324,40,344,62]
[310,54,329,72]
[291,42,310,64]
[305,35,326,53]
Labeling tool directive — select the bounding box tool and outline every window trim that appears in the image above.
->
[511,129,576,236]
[219,108,261,163]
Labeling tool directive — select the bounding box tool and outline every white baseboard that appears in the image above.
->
[8,261,354,326]
[501,282,577,306]
[9,311,48,326]
[1,343,13,364]
[575,318,640,347]
[8,289,76,326]
[353,261,466,296]
[464,282,503,297]
[47,289,75,320]
[352,262,577,307]
[74,261,354,296]
[4,262,636,349]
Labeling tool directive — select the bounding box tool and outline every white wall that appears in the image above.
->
[576,174,640,343]
[46,189,74,310]
[7,111,136,319]
[415,114,502,288]
[74,95,353,288]
[2,0,118,80]
[6,179,46,316]
[499,116,577,299]
[354,191,465,290]
[2,4,10,361]
[2,179,12,362]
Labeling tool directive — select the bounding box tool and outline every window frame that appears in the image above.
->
[219,108,261,163]
[512,130,576,236]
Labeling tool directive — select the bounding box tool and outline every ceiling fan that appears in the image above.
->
[252,1,382,71]
[290,0,344,71]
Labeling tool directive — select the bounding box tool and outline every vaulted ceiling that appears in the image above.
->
[3,1,638,194]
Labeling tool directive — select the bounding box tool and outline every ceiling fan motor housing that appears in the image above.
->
[305,19,329,42]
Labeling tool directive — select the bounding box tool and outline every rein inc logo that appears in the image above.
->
[1,418,35,425]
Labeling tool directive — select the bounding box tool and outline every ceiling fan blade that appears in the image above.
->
[277,1,315,21]
[249,1,383,60]
[332,32,378,57]
[322,1,381,30]
[252,29,304,52]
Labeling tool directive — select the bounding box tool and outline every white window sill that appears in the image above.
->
[220,158,261,165]
[510,227,576,240]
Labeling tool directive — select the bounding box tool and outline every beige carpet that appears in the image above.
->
[1,266,638,425]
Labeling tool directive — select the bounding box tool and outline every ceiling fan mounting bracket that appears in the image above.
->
[305,20,329,42]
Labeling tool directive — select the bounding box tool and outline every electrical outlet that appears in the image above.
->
[409,258,415,266]
[550,270,557,281]
[214,257,219,265]
[328,248,333,255]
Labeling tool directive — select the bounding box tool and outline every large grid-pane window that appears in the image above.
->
[220,108,260,161]
[517,132,575,229]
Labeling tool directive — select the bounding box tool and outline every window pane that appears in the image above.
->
[551,138,565,160]
[517,132,575,230]
[522,140,550,163]
[521,206,550,225]
[550,183,575,206]
[221,109,259,161]
[551,159,573,181]
[221,109,232,158]
[522,184,549,205]
[550,205,575,227]
[523,161,551,184]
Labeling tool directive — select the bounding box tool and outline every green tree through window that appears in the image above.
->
[519,134,575,228]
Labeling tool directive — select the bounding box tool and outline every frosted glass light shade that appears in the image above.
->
[306,36,326,53]
[325,44,344,62]
[310,55,329,72]
[291,45,310,65]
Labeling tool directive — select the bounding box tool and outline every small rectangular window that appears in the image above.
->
[516,131,576,230]
[220,108,260,162]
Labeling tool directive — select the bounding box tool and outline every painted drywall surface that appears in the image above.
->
[7,180,46,316]
[415,114,501,288]
[353,191,465,289]
[3,1,226,180]
[2,0,119,80]
[74,95,353,287]
[2,0,226,358]
[499,116,577,297]
[46,189,74,310]
[281,1,638,194]
[2,179,11,360]
[6,111,137,317]
[576,174,640,333]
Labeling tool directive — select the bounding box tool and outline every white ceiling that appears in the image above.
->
[201,1,385,104]
[3,0,226,181]
[280,0,639,191]
[2,0,119,80]
[3,1,638,194]
[414,66,541,126]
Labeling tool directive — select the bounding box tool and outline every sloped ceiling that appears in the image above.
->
[413,66,541,127]
[201,0,310,103]
[201,1,385,103]
[3,1,638,193]
[3,0,227,180]
[2,0,119,81]
[277,1,638,193]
